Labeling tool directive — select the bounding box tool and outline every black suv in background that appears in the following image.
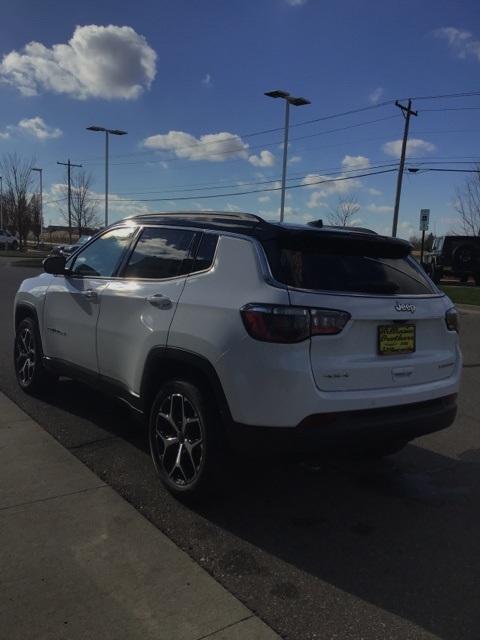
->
[424,235,480,285]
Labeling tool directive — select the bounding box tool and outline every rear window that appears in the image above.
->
[263,242,436,295]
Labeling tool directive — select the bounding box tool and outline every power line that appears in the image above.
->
[421,106,480,112]
[79,115,397,167]
[109,162,398,197]
[74,89,480,166]
[88,168,397,203]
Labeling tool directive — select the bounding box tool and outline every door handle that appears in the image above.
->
[82,289,98,301]
[146,293,173,310]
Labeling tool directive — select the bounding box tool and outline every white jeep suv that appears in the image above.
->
[14,212,461,497]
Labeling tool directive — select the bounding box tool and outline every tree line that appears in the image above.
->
[1,153,98,249]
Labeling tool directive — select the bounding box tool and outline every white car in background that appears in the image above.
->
[0,228,18,250]
[13,212,462,498]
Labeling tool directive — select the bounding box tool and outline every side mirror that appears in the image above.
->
[43,255,67,275]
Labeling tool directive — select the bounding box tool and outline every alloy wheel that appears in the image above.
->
[16,327,36,386]
[154,393,205,487]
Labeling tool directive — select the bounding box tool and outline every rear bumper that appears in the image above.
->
[227,394,457,453]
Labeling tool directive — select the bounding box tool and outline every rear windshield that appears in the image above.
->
[263,242,436,295]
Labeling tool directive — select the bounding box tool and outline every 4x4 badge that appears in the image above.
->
[394,303,416,313]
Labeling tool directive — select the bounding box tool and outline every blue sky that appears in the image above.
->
[1,0,479,238]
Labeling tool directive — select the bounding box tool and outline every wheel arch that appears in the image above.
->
[140,347,233,426]
[15,302,39,330]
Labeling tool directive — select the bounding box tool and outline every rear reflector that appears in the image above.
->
[241,304,350,343]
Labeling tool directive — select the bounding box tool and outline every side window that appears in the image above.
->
[70,227,136,277]
[123,227,195,279]
[193,233,218,272]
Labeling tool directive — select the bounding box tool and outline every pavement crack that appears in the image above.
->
[0,484,107,514]
[463,363,480,368]
[193,615,255,640]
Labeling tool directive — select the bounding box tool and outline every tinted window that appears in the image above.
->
[194,233,218,272]
[70,227,135,277]
[123,227,195,279]
[265,245,435,295]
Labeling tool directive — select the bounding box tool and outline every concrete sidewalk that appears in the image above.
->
[0,392,280,640]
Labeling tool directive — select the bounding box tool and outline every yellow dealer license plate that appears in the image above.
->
[378,324,415,355]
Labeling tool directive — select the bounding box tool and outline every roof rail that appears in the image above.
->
[127,211,266,224]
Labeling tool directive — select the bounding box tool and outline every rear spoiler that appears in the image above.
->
[272,228,411,259]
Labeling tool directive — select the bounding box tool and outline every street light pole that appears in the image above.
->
[32,167,43,240]
[265,90,310,222]
[86,126,127,228]
[280,99,290,224]
[105,131,109,229]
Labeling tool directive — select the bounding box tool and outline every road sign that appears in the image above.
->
[420,209,430,231]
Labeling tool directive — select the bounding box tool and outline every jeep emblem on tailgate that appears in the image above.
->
[394,303,416,313]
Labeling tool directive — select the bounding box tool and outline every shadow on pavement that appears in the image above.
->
[32,377,480,640]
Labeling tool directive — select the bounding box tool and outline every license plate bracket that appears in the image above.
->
[378,324,415,356]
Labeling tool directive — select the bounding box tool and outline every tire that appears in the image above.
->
[431,268,442,284]
[360,439,409,459]
[149,380,223,500]
[14,317,57,394]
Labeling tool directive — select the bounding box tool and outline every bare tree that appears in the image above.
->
[30,194,42,246]
[454,166,480,235]
[0,153,34,249]
[327,195,360,227]
[59,170,99,237]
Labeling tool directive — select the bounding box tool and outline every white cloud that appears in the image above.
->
[289,155,302,164]
[0,25,157,99]
[367,203,394,214]
[367,187,382,196]
[248,150,275,167]
[143,130,249,162]
[285,0,308,5]
[202,73,213,87]
[369,87,384,104]
[350,218,363,227]
[258,195,271,203]
[18,116,62,140]
[399,220,415,239]
[435,27,480,61]
[226,202,241,212]
[0,130,10,140]
[383,138,436,158]
[341,154,370,171]
[307,191,328,209]
[302,173,360,194]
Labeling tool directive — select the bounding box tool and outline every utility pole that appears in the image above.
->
[391,99,417,237]
[57,160,82,243]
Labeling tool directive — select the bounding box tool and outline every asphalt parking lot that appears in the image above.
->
[1,259,480,640]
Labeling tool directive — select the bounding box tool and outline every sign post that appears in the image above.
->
[419,209,430,265]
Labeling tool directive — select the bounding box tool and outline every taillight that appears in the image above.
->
[241,304,349,343]
[310,309,350,335]
[445,307,459,332]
